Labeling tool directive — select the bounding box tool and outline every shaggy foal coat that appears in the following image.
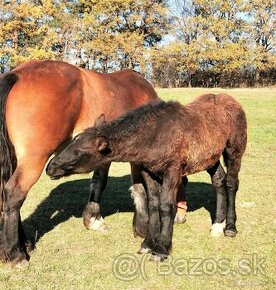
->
[47,94,247,261]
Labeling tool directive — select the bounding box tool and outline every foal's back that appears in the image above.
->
[186,93,244,120]
[178,94,246,175]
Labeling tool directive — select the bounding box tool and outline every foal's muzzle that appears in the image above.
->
[46,162,64,180]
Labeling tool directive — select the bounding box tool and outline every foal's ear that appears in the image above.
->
[94,114,106,128]
[96,137,112,155]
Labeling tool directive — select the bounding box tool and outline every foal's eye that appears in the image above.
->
[74,150,84,157]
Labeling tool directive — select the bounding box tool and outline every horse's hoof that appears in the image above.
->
[84,216,108,233]
[150,254,167,262]
[14,259,29,269]
[210,222,225,237]
[175,202,187,224]
[224,229,237,237]
[137,247,151,254]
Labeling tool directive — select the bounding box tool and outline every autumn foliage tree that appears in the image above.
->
[0,0,66,71]
[0,0,275,87]
[153,0,275,87]
[0,0,169,72]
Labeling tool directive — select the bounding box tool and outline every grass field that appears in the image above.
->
[0,88,275,289]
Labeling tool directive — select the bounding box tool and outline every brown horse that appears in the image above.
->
[47,94,247,261]
[0,59,166,266]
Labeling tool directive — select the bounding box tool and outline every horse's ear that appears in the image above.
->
[94,114,106,128]
[96,137,112,155]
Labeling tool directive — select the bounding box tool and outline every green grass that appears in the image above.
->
[0,88,275,289]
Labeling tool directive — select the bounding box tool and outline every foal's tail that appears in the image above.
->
[0,73,18,207]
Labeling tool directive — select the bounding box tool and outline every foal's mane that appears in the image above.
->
[87,100,181,140]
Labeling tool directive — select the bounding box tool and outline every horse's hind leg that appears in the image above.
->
[82,163,110,232]
[207,161,227,237]
[129,163,148,238]
[0,172,28,265]
[174,176,188,224]
[0,158,46,267]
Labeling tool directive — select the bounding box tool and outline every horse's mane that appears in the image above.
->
[86,100,181,140]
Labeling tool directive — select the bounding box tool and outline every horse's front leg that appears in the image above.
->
[82,163,110,232]
[151,167,181,262]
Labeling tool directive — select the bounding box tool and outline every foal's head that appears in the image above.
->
[46,114,112,179]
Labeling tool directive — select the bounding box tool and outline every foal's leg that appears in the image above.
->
[207,161,227,237]
[129,163,148,238]
[223,153,242,237]
[82,163,110,232]
[131,166,187,235]
[138,170,161,254]
[151,168,181,261]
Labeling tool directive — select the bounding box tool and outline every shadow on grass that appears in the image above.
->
[22,175,216,244]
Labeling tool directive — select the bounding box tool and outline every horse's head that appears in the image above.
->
[46,114,112,179]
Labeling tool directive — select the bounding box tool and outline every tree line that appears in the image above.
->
[0,0,275,87]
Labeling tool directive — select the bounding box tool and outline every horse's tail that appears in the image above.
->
[0,73,18,208]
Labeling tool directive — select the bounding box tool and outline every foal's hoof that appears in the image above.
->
[84,216,108,233]
[150,244,169,262]
[150,254,167,262]
[224,229,237,237]
[13,259,29,269]
[137,247,151,254]
[224,224,237,237]
[210,222,225,237]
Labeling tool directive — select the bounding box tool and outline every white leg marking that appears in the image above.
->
[210,221,226,237]
[87,215,108,233]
